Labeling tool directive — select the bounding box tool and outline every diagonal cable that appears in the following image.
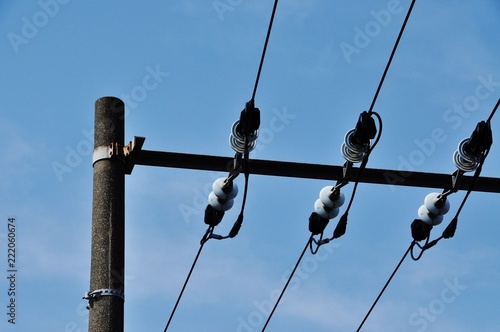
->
[252,0,279,102]
[356,242,413,331]
[367,0,416,114]
[359,99,498,329]
[261,237,312,332]
[163,230,210,331]
[332,0,416,239]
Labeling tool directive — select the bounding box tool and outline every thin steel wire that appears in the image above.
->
[261,237,312,332]
[356,242,413,331]
[367,0,416,114]
[163,236,207,331]
[251,0,279,102]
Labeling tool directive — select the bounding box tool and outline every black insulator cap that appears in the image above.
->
[238,100,261,136]
[352,111,377,146]
[309,212,329,235]
[464,121,493,157]
[411,219,433,242]
[204,204,225,227]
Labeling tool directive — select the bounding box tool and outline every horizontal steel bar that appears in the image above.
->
[132,150,500,193]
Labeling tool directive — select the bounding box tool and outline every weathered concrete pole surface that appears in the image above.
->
[89,97,125,332]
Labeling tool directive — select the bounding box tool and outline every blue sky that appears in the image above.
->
[1,0,499,331]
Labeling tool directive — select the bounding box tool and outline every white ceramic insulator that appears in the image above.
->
[341,129,368,163]
[452,138,478,172]
[418,204,443,226]
[208,191,234,211]
[319,186,345,209]
[212,177,238,200]
[229,120,258,153]
[315,198,340,220]
[424,193,450,216]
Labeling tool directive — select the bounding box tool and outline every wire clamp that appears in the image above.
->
[83,288,125,309]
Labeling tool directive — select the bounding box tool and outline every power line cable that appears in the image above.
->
[261,1,416,327]
[324,0,415,244]
[217,0,279,239]
[162,4,281,329]
[252,0,279,102]
[163,227,212,331]
[358,148,488,330]
[487,98,499,123]
[261,237,312,332]
[367,0,416,114]
[356,242,413,332]
[357,99,498,329]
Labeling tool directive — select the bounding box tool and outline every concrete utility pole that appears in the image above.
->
[88,97,126,332]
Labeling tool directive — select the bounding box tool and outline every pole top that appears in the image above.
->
[94,96,125,148]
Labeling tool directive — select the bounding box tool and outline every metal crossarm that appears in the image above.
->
[132,149,500,193]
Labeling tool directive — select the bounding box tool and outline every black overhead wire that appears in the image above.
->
[252,0,279,102]
[216,0,279,240]
[348,0,416,178]
[238,0,279,224]
[261,237,312,332]
[261,1,417,329]
[367,0,416,115]
[162,3,280,330]
[317,0,415,249]
[163,232,208,332]
[357,99,498,330]
[487,98,499,123]
[356,243,413,332]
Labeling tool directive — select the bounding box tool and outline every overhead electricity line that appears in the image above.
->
[161,1,280,330]
[320,0,416,249]
[163,239,206,332]
[261,238,311,332]
[367,0,416,114]
[356,243,413,332]
[355,99,498,330]
[344,0,416,221]
[252,0,279,102]
[257,1,419,328]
